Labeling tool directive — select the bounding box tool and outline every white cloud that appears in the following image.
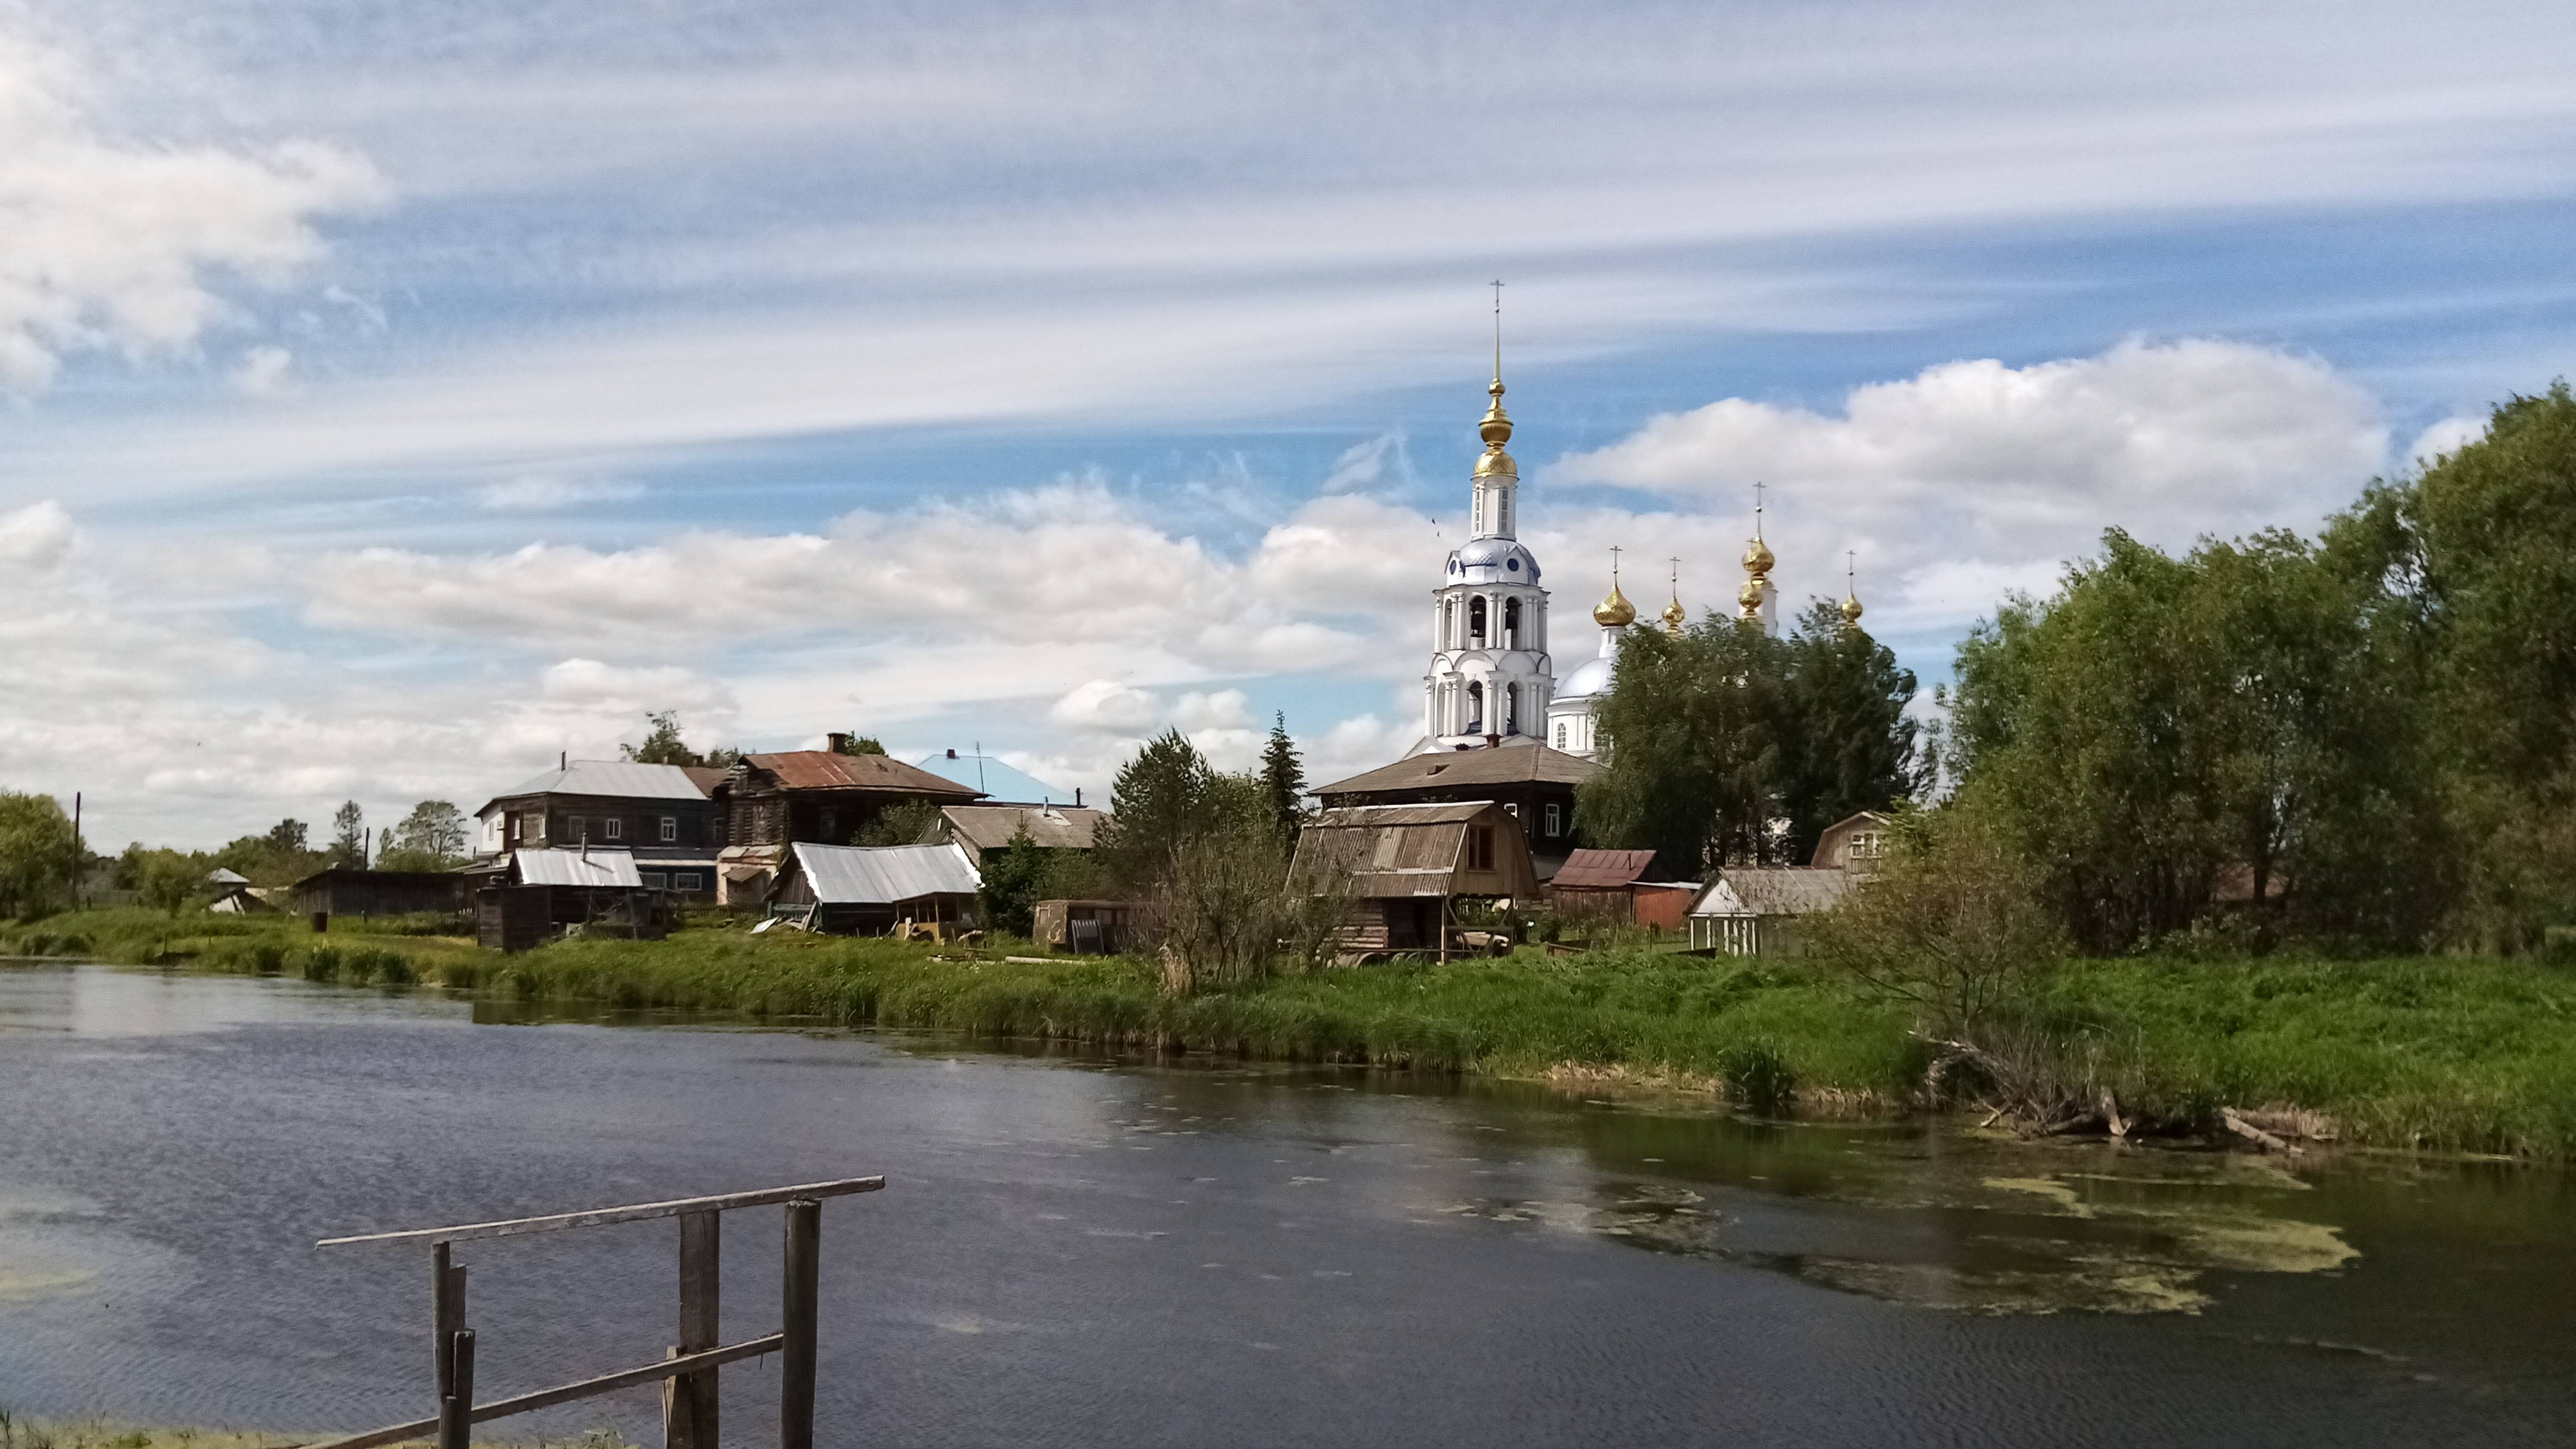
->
[475,474,647,512]
[2407,415,2488,466]
[1050,679,1159,734]
[0,24,380,394]
[1321,431,1412,493]
[230,345,294,397]
[0,500,75,568]
[539,658,732,716]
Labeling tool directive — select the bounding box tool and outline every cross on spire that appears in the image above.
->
[1753,479,1766,538]
[1489,280,1505,385]
[1609,543,1621,580]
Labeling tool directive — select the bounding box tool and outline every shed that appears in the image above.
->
[770,842,982,936]
[1811,810,1894,873]
[291,869,469,921]
[208,883,274,914]
[500,848,671,935]
[1032,898,1140,955]
[1548,848,1699,931]
[1687,868,1853,956]
[1291,801,1540,955]
[1314,739,1597,878]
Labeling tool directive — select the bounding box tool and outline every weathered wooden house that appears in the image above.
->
[932,804,1109,869]
[1687,868,1853,956]
[769,842,982,936]
[291,868,470,921]
[473,760,726,901]
[1292,801,1541,955]
[709,751,983,906]
[1811,810,1894,873]
[1314,740,1597,881]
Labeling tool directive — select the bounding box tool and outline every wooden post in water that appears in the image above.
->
[437,1328,475,1449]
[780,1198,821,1449]
[431,1242,466,1398]
[667,1209,721,1448]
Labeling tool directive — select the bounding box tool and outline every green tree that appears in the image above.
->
[1258,712,1307,845]
[833,735,887,756]
[1092,729,1220,892]
[134,847,210,916]
[855,799,943,846]
[976,821,1051,935]
[380,800,471,871]
[1577,618,1791,872]
[328,801,366,869]
[1777,600,1920,861]
[0,791,78,920]
[622,711,743,768]
[264,818,309,856]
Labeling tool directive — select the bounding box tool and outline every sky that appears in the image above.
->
[4,0,2574,850]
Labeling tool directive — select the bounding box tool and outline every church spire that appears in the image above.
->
[1474,280,1515,478]
[1842,549,1866,632]
[1662,557,1686,634]
[1738,481,1777,624]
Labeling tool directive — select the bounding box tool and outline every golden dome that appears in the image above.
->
[1841,591,1865,627]
[1479,379,1514,448]
[1594,580,1636,627]
[1661,595,1686,633]
[1742,536,1775,575]
[1737,577,1765,611]
[1473,447,1518,478]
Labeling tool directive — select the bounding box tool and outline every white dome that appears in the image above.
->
[1558,654,1614,701]
[1446,538,1541,585]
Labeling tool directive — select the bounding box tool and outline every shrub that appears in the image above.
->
[1717,1040,1797,1114]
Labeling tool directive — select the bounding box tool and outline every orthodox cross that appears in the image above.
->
[1609,543,1621,582]
[1752,479,1766,536]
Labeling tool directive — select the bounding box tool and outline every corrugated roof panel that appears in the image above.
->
[513,848,646,887]
[790,842,981,904]
[486,760,714,805]
[941,805,1108,851]
[913,754,1074,804]
[750,751,985,797]
[1551,849,1660,889]
[1689,868,1851,918]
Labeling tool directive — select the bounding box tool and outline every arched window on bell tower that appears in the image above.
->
[1468,596,1488,648]
[1504,682,1520,736]
[1503,597,1522,650]
[1466,681,1485,733]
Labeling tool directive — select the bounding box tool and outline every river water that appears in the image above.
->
[1,964,2570,1447]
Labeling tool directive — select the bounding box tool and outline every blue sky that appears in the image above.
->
[3,0,2573,847]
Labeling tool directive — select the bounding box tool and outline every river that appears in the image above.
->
[2,963,2571,1446]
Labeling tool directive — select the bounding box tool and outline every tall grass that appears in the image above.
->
[8,909,2575,1157]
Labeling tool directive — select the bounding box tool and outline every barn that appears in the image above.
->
[1291,801,1540,957]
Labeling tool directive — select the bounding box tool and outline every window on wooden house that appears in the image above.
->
[640,871,668,889]
[660,816,678,842]
[604,817,623,841]
[1544,803,1561,838]
[1467,826,1494,872]
[673,872,703,891]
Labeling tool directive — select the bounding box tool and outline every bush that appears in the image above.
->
[1717,1040,1797,1115]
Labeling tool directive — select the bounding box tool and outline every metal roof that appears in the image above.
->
[1317,740,1599,796]
[1550,848,1660,891]
[513,848,645,888]
[480,760,716,814]
[1293,801,1538,898]
[912,753,1075,804]
[788,842,981,904]
[941,804,1108,851]
[206,867,250,885]
[1689,868,1852,919]
[747,751,985,797]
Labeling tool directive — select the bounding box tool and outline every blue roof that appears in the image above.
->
[912,753,1074,804]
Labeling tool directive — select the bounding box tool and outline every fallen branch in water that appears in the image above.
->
[2221,1106,2300,1154]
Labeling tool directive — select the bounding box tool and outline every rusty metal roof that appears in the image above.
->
[744,751,985,797]
[1315,740,1599,796]
[1549,848,1660,890]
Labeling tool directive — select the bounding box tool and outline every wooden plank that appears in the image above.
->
[780,1198,821,1449]
[296,1335,785,1449]
[668,1209,720,1448]
[316,1177,882,1248]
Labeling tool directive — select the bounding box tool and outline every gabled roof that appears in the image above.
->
[787,842,980,904]
[513,848,643,888]
[1316,740,1598,796]
[1550,848,1660,890]
[1689,867,1852,919]
[1292,801,1538,899]
[746,751,985,797]
[941,804,1109,851]
[480,760,716,814]
[913,752,1075,804]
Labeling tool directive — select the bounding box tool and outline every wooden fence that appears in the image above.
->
[301,1176,882,1449]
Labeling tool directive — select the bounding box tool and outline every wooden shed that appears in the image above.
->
[290,868,469,921]
[1292,801,1540,955]
[770,842,982,937]
[1548,848,1699,932]
[1032,898,1139,954]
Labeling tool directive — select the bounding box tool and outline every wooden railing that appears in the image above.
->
[302,1176,883,1449]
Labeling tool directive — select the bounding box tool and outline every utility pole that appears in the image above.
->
[71,791,83,910]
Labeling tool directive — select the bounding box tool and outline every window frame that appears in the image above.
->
[660,815,679,843]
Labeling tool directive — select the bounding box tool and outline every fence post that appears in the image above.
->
[432,1242,466,1398]
[667,1209,721,1449]
[781,1198,821,1449]
[437,1328,475,1449]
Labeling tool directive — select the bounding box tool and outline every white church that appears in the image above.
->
[1412,323,1852,762]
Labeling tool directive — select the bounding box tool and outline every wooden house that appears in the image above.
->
[472,760,726,902]
[1687,868,1853,956]
[934,804,1109,869]
[1292,801,1540,955]
[291,868,470,921]
[1314,740,1598,881]
[769,842,982,936]
[1811,810,1894,873]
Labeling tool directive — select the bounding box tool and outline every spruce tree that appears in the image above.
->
[1259,712,1307,844]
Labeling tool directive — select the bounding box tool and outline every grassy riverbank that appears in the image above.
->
[0,1424,630,1449]
[7,909,2574,1158]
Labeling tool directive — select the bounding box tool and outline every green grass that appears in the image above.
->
[10,909,2576,1158]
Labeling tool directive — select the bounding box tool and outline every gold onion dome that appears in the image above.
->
[1475,379,1517,477]
[1661,595,1686,632]
[1737,576,1767,610]
[1594,579,1636,627]
[1841,590,1865,626]
[1742,535,1775,575]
